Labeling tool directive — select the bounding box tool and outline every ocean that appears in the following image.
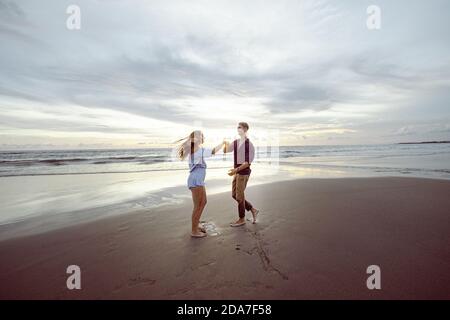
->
[0,143,449,238]
[1,143,449,178]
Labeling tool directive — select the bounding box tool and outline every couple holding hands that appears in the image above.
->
[177,122,259,238]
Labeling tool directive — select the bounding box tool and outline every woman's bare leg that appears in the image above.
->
[191,186,206,236]
[198,187,207,230]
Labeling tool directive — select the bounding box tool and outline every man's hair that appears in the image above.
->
[239,122,249,131]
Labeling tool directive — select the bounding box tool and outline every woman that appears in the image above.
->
[177,130,224,238]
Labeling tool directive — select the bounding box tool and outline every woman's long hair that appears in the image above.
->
[176,130,203,160]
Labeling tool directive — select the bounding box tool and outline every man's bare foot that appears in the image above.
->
[251,208,259,224]
[230,218,246,227]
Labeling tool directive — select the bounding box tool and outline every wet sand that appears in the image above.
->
[0,177,449,299]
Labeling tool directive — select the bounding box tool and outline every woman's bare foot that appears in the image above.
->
[251,208,259,224]
[191,231,207,238]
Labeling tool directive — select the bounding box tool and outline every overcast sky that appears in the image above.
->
[1,0,449,149]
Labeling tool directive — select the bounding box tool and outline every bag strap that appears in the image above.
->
[233,140,237,167]
[245,138,249,163]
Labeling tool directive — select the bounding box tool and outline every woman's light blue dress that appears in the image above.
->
[187,148,213,189]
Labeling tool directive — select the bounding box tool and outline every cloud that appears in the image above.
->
[0,0,449,147]
[0,0,25,20]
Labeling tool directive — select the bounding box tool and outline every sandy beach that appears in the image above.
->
[0,177,449,300]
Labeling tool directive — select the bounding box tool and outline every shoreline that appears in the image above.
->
[1,174,449,242]
[1,176,449,299]
[1,174,450,241]
[1,161,449,239]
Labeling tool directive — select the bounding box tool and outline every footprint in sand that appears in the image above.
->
[117,224,130,232]
[112,276,156,293]
[128,276,156,287]
[200,221,220,236]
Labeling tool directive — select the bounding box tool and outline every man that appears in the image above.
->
[224,122,259,227]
